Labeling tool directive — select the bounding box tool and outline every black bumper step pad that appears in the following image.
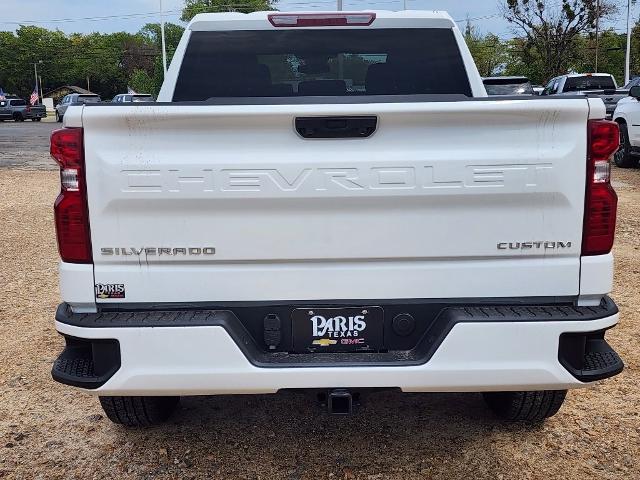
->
[52,336,121,389]
[559,332,624,382]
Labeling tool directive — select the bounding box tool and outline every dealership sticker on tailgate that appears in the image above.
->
[95,283,126,299]
[292,307,383,353]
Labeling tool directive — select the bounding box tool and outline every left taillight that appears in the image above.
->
[582,120,619,256]
[51,127,92,263]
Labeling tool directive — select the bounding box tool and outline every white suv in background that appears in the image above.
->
[612,86,640,168]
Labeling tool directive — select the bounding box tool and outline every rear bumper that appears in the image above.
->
[52,298,623,395]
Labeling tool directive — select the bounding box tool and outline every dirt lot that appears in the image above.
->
[0,124,638,479]
[0,122,57,170]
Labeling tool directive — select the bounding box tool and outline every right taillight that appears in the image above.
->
[51,127,92,263]
[582,120,619,256]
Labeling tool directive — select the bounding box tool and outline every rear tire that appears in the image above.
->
[32,117,41,122]
[55,112,62,123]
[614,122,636,168]
[99,396,179,427]
[482,390,567,422]
[12,113,24,122]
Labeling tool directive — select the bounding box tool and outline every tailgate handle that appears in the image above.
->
[295,116,377,139]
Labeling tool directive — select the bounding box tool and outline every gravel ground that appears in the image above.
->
[0,140,638,478]
[0,122,58,170]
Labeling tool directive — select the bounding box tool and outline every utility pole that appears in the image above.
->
[403,0,407,9]
[337,0,342,10]
[595,0,600,72]
[160,0,168,74]
[626,0,633,85]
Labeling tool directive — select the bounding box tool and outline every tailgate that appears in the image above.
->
[83,98,590,302]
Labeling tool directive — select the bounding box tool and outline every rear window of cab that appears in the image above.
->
[174,28,472,101]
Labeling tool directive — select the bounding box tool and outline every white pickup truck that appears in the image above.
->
[50,10,624,427]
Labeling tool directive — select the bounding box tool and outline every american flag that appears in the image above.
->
[0,88,5,100]
[29,87,39,106]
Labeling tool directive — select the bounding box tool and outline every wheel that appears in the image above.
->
[99,396,179,427]
[32,117,41,122]
[55,112,62,123]
[482,390,567,422]
[614,122,635,168]
[12,113,24,122]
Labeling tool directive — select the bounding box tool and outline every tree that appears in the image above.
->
[140,22,185,64]
[0,26,170,100]
[503,0,616,82]
[573,29,625,84]
[502,37,545,83]
[626,20,640,82]
[137,23,186,95]
[0,26,71,99]
[128,69,157,95]
[181,0,276,22]
[464,21,508,77]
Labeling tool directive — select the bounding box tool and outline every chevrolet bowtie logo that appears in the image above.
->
[312,339,338,347]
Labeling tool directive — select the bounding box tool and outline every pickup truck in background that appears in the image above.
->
[0,97,47,121]
[482,76,534,96]
[542,73,626,118]
[50,11,624,427]
[112,93,155,103]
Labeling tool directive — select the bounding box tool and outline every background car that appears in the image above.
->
[532,85,544,95]
[0,97,46,122]
[482,76,534,95]
[55,93,101,122]
[541,73,625,118]
[612,85,640,168]
[112,93,154,103]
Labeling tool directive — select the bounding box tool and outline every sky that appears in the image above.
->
[0,0,636,38]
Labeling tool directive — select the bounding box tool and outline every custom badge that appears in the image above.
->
[95,283,126,299]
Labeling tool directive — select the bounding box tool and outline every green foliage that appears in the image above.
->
[138,23,186,95]
[464,22,509,77]
[0,23,184,100]
[502,38,545,83]
[2,1,639,101]
[181,0,276,22]
[128,69,157,95]
[573,30,626,84]
[140,23,185,63]
[503,0,616,81]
